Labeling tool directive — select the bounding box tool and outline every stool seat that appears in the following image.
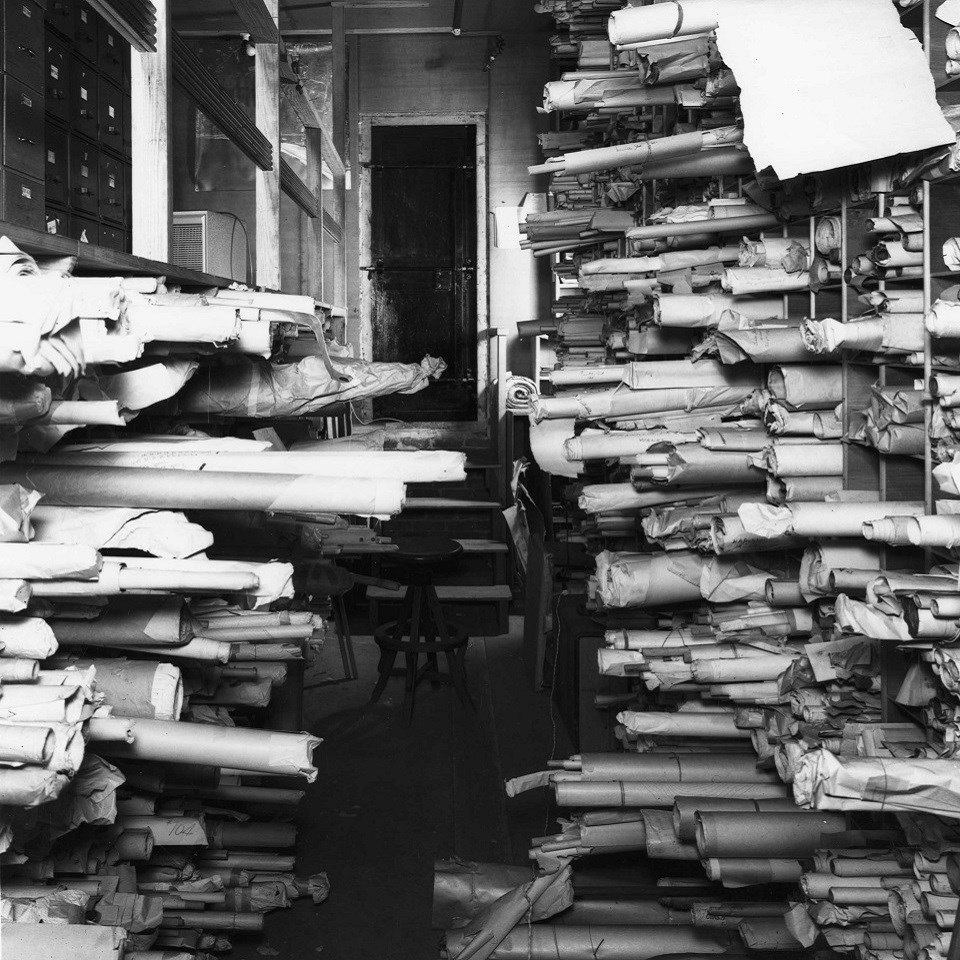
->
[374,619,467,654]
[390,536,463,566]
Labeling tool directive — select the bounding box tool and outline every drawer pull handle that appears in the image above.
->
[17,138,35,145]
[17,46,37,60]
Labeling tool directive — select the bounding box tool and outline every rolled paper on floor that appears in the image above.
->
[574,753,775,783]
[0,542,101,580]
[617,710,750,738]
[673,797,800,841]
[99,718,321,781]
[0,721,54,764]
[49,597,190,646]
[1,463,407,518]
[695,811,846,858]
[40,448,467,483]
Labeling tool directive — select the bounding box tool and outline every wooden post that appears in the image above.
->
[306,126,324,300]
[130,0,172,261]
[332,6,346,159]
[255,0,281,289]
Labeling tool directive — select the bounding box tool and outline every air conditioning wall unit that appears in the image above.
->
[171,211,248,282]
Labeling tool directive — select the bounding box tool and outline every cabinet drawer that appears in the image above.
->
[122,160,131,227]
[73,3,98,65]
[98,18,126,86]
[44,123,69,206]
[4,76,44,177]
[45,31,70,122]
[99,151,123,223]
[69,137,99,215]
[70,57,98,141]
[45,1,74,41]
[45,205,70,237]
[3,168,44,230]
[98,79,124,155]
[122,93,131,158]
[4,2,44,95]
[99,223,124,251]
[72,213,99,245]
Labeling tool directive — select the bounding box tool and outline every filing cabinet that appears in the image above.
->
[99,151,123,224]
[5,76,44,178]
[99,223,124,251]
[44,122,68,206]
[70,137,98,216]
[44,1,74,42]
[98,19,124,87]
[71,57,98,142]
[44,33,69,123]
[3,168,44,231]
[44,206,70,237]
[73,4,98,65]
[5,2,44,96]
[73,213,99,245]
[98,80,124,154]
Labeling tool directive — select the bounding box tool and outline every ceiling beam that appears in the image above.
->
[232,0,280,41]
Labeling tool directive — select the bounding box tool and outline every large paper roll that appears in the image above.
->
[617,710,750,738]
[100,718,321,781]
[64,659,183,720]
[576,753,774,783]
[695,811,846,858]
[2,463,406,518]
[0,543,101,580]
[596,550,705,608]
[673,797,800,840]
[49,598,189,647]
[0,616,58,658]
[555,779,790,807]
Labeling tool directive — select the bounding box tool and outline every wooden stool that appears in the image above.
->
[369,536,474,723]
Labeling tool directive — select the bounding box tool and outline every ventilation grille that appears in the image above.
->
[171,222,205,271]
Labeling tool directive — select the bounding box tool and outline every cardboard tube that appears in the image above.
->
[673,797,799,840]
[0,721,54,764]
[0,658,40,681]
[576,753,775,783]
[555,780,790,807]
[49,598,190,646]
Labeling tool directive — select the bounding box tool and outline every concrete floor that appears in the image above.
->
[233,616,570,960]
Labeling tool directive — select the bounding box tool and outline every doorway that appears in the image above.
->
[366,123,480,422]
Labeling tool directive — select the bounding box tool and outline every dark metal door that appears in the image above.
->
[369,124,478,421]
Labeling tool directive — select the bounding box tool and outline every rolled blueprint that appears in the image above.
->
[574,752,776,783]
[738,500,924,539]
[48,598,190,646]
[768,365,843,409]
[1,463,406,518]
[595,550,705,608]
[617,710,750,738]
[99,718,321,781]
[655,293,784,328]
[61,659,183,720]
[609,1,726,44]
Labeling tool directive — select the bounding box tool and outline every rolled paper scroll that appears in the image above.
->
[721,268,812,295]
[794,748,960,817]
[566,430,699,461]
[673,797,800,841]
[739,238,809,272]
[1,463,406,518]
[633,443,759,486]
[873,240,923,268]
[65,659,183,720]
[595,550,705,608]
[695,811,846,858]
[739,500,924,539]
[904,515,960,548]
[0,543,101,581]
[39,448,467,483]
[691,654,797,683]
[0,721,54,765]
[761,442,844,478]
[0,616,58,658]
[0,764,67,805]
[641,810,700,860]
[608,1,726,44]
[703,858,804,885]
[617,710,750,738]
[927,299,960,337]
[768,365,843,409]
[0,580,29,613]
[655,293,784,328]
[573,752,775,783]
[50,597,189,647]
[100,718,321,781]
[0,684,86,723]
[0,658,39,681]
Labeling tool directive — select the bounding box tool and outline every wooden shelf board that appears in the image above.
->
[0,221,234,287]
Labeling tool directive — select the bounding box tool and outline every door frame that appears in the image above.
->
[358,112,489,445]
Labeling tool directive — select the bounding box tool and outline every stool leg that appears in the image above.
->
[443,649,473,709]
[400,586,423,724]
[369,649,397,703]
[337,593,358,681]
[402,652,417,724]
[457,646,476,711]
[422,615,441,689]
